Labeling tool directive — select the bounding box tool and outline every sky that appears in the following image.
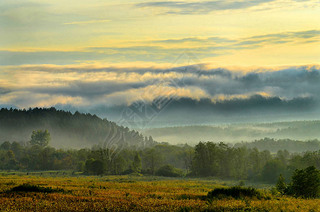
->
[1,0,320,126]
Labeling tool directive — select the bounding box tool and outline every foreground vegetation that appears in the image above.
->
[1,174,320,211]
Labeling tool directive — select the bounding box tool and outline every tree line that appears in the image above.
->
[2,130,320,183]
[234,137,320,153]
[0,130,191,177]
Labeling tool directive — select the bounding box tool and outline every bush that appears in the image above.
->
[276,174,286,194]
[207,186,262,199]
[156,165,183,177]
[85,159,104,175]
[9,183,64,193]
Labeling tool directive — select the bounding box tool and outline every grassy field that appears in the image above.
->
[0,173,320,211]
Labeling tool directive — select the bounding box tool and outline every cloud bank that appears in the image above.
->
[1,64,319,121]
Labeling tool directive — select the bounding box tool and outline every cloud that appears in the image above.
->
[0,46,221,66]
[152,36,236,44]
[0,87,11,95]
[237,30,320,46]
[151,95,315,112]
[80,94,315,126]
[136,0,276,15]
[2,63,320,124]
[0,50,107,66]
[0,91,84,108]
[1,29,319,66]
[149,30,320,48]
[28,81,148,98]
[1,64,320,106]
[63,19,111,25]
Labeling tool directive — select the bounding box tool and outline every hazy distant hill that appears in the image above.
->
[56,96,317,129]
[234,138,320,153]
[142,121,320,145]
[0,108,156,148]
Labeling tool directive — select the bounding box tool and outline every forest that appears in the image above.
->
[0,107,155,148]
[2,108,320,185]
[2,129,320,184]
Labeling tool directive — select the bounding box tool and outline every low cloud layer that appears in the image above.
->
[0,64,319,110]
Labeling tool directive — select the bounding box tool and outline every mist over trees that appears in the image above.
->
[0,133,192,176]
[234,138,320,153]
[2,134,320,184]
[143,121,320,146]
[30,130,51,147]
[0,108,155,148]
[2,108,320,185]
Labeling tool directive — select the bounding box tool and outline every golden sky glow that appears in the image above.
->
[1,0,319,66]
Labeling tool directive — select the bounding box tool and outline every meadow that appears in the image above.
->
[0,172,320,211]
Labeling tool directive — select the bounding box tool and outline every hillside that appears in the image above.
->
[0,107,156,148]
[142,121,320,145]
[234,138,320,153]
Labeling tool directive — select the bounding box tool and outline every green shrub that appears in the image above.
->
[156,165,183,177]
[207,186,262,199]
[276,174,286,194]
[9,183,64,193]
[85,159,104,175]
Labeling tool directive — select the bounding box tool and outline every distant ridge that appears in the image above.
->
[0,107,156,148]
[142,120,320,145]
